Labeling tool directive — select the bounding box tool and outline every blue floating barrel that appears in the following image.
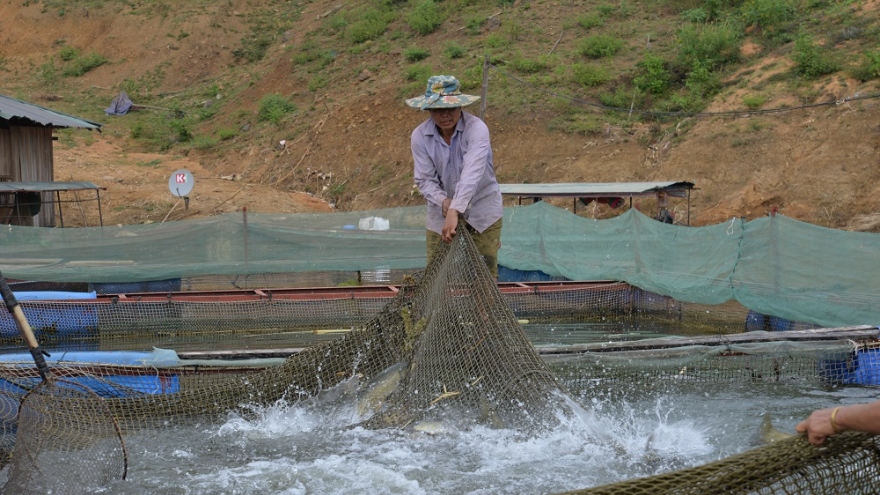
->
[498,266,558,283]
[68,374,180,397]
[745,310,767,331]
[769,316,794,332]
[850,349,880,385]
[90,278,182,294]
[0,350,180,396]
[818,352,856,385]
[744,311,794,331]
[13,291,96,301]
[0,304,98,340]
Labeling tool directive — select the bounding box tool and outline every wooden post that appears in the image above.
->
[242,206,249,265]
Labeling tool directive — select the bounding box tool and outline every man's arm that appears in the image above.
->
[412,133,447,208]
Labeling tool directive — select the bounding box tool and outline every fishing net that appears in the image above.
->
[1,226,879,494]
[561,432,880,495]
[1,227,576,492]
[3,379,127,494]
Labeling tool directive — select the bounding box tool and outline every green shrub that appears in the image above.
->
[571,62,610,87]
[677,22,742,71]
[464,14,485,34]
[233,32,274,62]
[130,110,196,150]
[59,46,79,61]
[407,0,445,35]
[792,34,840,77]
[510,55,551,73]
[485,33,509,48]
[680,8,708,23]
[548,114,604,135]
[444,42,466,59]
[852,50,880,81]
[292,42,323,65]
[633,53,670,94]
[405,63,433,82]
[308,74,329,92]
[326,12,349,32]
[743,94,767,109]
[739,0,795,30]
[404,47,431,62]
[346,8,395,43]
[61,52,108,77]
[257,94,297,124]
[191,135,218,150]
[576,12,604,29]
[599,86,640,108]
[38,61,59,86]
[169,119,193,143]
[217,128,238,141]
[596,3,615,17]
[577,34,624,58]
[701,0,729,21]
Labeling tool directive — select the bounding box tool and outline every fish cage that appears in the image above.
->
[1,279,822,354]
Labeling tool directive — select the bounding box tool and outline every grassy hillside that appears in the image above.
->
[1,0,879,229]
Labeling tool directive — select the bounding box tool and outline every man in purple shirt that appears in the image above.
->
[406,75,503,278]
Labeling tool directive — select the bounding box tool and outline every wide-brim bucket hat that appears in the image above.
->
[405,75,480,110]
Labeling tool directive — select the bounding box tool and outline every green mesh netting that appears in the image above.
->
[1,203,878,328]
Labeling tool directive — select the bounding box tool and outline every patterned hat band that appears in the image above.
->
[406,75,480,110]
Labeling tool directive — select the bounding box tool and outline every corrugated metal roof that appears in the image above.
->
[0,181,104,193]
[0,94,102,130]
[499,181,694,198]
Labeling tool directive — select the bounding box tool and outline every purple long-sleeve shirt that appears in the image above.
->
[411,111,503,234]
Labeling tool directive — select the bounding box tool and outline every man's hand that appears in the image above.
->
[442,209,459,243]
[441,198,452,217]
[795,407,838,445]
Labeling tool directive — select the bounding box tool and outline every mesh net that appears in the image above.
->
[1,202,879,329]
[560,432,880,495]
[1,228,578,492]
[0,226,878,494]
[3,279,826,355]
[3,379,127,494]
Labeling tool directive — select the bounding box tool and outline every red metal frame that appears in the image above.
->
[81,280,623,304]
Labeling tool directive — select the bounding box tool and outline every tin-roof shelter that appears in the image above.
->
[0,181,106,227]
[500,181,695,224]
[0,94,103,227]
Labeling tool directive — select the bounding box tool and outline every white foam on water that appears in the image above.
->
[84,377,854,494]
[97,391,720,495]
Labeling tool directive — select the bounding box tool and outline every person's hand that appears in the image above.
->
[441,198,452,217]
[442,209,459,243]
[795,407,839,445]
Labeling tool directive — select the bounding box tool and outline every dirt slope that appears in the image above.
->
[1,0,879,230]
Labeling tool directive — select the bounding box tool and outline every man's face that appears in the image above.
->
[429,107,462,133]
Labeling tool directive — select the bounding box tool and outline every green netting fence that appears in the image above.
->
[1,203,877,329]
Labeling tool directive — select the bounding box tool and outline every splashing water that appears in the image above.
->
[67,375,868,495]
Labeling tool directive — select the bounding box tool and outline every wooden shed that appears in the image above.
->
[0,94,102,227]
